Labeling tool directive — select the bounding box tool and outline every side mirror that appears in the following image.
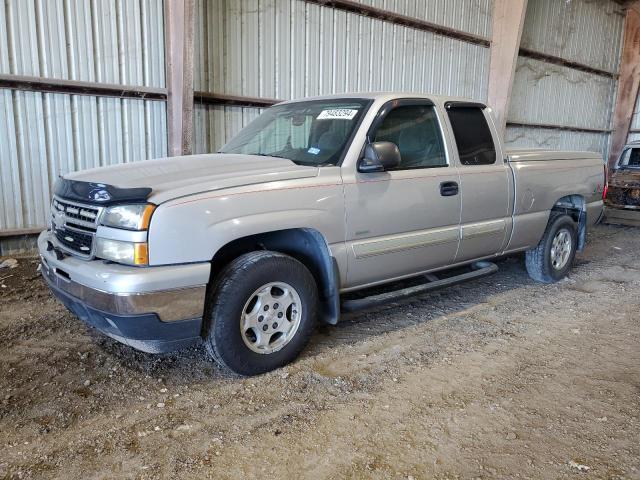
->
[358,141,401,173]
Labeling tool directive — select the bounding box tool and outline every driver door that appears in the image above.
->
[342,100,461,289]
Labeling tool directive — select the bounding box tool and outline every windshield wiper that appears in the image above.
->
[249,153,291,160]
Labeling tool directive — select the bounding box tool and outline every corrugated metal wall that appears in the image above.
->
[0,0,634,253]
[505,125,610,153]
[520,0,623,74]
[192,0,492,154]
[346,0,492,38]
[0,0,167,235]
[504,0,625,157]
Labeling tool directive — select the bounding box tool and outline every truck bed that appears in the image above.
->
[504,148,604,253]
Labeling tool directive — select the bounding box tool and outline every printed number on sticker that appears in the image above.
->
[317,109,358,120]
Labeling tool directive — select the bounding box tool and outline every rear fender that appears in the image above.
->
[553,195,586,251]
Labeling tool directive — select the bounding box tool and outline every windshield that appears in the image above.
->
[618,147,640,169]
[219,99,371,166]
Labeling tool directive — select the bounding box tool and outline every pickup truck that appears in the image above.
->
[604,140,640,226]
[39,93,606,375]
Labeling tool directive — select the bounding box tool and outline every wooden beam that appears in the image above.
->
[194,91,281,108]
[165,0,195,157]
[609,6,640,167]
[518,48,617,79]
[487,0,529,137]
[304,0,490,47]
[0,74,167,100]
[506,121,611,134]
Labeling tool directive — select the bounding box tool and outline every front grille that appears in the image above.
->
[51,196,103,258]
[54,227,94,254]
[53,198,99,223]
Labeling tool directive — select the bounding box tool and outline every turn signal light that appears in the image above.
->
[134,243,149,266]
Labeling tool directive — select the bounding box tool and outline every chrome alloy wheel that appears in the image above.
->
[240,282,302,354]
[550,228,572,270]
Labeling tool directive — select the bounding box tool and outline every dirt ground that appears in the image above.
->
[0,224,639,480]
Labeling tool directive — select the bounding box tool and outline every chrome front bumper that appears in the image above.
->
[38,231,211,353]
[38,231,210,321]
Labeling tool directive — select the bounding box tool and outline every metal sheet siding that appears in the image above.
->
[193,104,263,154]
[0,0,167,233]
[193,0,490,152]
[1,0,165,86]
[507,0,625,159]
[505,126,609,158]
[350,0,493,38]
[520,0,624,73]
[628,132,640,143]
[0,235,38,257]
[508,57,616,131]
[0,91,167,232]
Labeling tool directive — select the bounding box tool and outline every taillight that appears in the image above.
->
[602,164,608,200]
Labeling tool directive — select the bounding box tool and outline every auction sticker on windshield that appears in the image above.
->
[317,109,359,120]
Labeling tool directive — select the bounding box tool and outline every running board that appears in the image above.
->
[341,261,498,313]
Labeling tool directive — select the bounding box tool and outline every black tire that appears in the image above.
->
[204,251,318,376]
[525,213,578,283]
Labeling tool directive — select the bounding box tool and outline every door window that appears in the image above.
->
[373,105,447,170]
[446,107,497,166]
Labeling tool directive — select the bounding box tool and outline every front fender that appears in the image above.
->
[147,179,345,266]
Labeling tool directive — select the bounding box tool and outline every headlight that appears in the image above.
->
[101,204,155,230]
[95,238,149,266]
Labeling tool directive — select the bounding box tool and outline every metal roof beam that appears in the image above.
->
[0,74,167,100]
[487,0,529,137]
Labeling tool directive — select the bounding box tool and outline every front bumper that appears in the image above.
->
[38,231,211,353]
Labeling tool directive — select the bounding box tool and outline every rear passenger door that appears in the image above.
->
[444,103,511,262]
[343,99,461,288]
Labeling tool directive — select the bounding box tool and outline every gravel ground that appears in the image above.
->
[0,224,639,479]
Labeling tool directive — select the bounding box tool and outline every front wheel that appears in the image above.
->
[525,213,578,283]
[204,251,318,376]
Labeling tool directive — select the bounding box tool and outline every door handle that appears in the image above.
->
[440,181,459,197]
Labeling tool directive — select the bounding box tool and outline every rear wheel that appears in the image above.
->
[525,213,577,283]
[204,251,318,376]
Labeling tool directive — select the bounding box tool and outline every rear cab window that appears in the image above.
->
[445,104,497,166]
[618,147,640,168]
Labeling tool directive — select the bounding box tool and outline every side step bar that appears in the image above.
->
[341,261,498,313]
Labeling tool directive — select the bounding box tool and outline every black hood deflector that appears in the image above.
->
[54,178,152,206]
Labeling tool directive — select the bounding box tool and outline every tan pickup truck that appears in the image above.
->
[39,93,605,375]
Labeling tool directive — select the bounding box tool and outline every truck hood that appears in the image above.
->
[64,154,319,204]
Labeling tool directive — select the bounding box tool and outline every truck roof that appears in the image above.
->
[278,91,485,107]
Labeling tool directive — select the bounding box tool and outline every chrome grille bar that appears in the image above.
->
[51,196,105,259]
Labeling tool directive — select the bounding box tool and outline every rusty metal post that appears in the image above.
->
[487,0,528,138]
[165,0,195,157]
[609,5,640,168]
